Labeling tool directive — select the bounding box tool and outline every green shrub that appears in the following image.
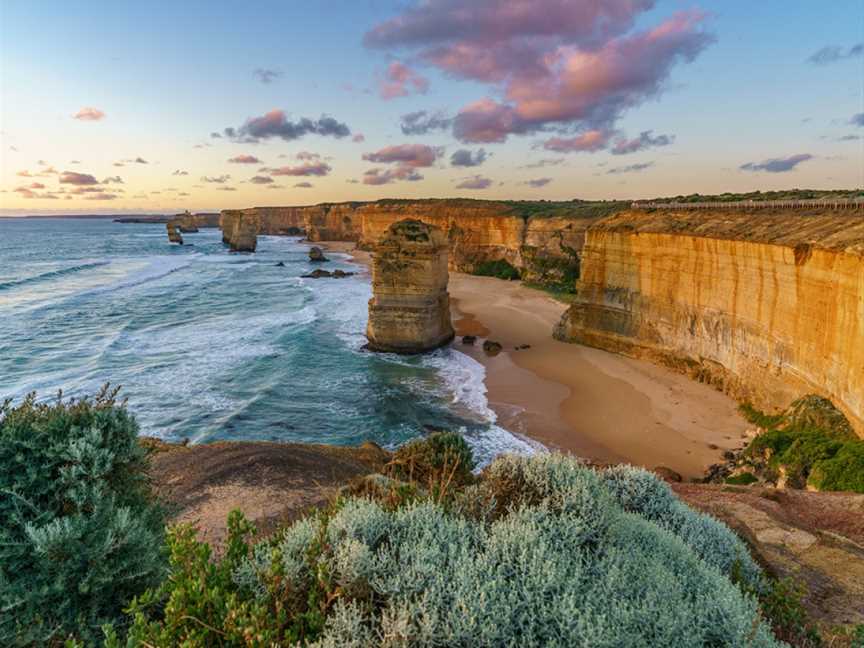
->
[385,432,476,495]
[808,443,864,492]
[739,402,785,429]
[0,386,166,645]
[741,397,864,493]
[473,259,521,280]
[741,577,821,647]
[114,453,782,646]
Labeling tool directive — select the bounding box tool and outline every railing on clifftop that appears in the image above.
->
[631,198,864,210]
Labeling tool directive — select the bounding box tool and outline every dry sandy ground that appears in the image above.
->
[320,241,748,479]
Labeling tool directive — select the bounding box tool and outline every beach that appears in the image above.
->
[323,241,748,479]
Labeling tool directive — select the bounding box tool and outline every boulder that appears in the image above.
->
[365,219,455,354]
[483,340,503,356]
[275,261,285,267]
[309,246,329,262]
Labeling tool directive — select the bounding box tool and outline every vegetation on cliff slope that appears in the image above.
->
[472,258,521,280]
[644,189,863,203]
[0,387,166,645]
[737,396,864,493]
[107,435,784,647]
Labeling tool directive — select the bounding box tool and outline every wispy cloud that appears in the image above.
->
[72,107,106,121]
[253,68,282,84]
[222,111,350,143]
[201,174,231,183]
[524,177,552,187]
[228,154,261,164]
[400,110,452,135]
[739,153,812,173]
[806,43,863,65]
[379,61,429,99]
[60,171,99,185]
[607,161,654,174]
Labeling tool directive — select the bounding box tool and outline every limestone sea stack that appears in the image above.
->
[166,222,183,245]
[365,219,455,354]
[221,209,259,252]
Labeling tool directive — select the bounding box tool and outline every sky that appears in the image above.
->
[1,0,862,215]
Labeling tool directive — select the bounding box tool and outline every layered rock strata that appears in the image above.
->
[365,219,455,354]
[221,209,259,252]
[554,209,864,436]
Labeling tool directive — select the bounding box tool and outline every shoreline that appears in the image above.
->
[318,240,748,480]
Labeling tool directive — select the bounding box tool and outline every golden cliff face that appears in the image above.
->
[365,219,454,354]
[219,200,602,283]
[220,209,258,252]
[555,209,864,435]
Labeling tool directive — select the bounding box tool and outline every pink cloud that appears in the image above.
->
[366,2,711,142]
[543,129,612,153]
[59,171,99,185]
[362,143,441,167]
[378,61,429,99]
[73,107,106,121]
[352,133,366,142]
[270,161,332,176]
[228,154,261,164]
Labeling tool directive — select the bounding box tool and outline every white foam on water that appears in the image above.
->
[84,254,196,295]
[422,348,545,466]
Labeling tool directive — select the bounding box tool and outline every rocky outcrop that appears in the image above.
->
[221,209,258,252]
[166,222,183,245]
[554,208,864,436]
[308,246,328,262]
[366,219,455,354]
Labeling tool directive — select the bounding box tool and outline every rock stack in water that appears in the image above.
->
[166,222,183,245]
[366,219,454,354]
[221,210,259,252]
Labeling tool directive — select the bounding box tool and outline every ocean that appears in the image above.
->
[0,218,537,465]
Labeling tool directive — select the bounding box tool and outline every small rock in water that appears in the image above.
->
[275,261,285,267]
[462,335,477,345]
[302,269,332,279]
[309,246,329,262]
[482,340,503,356]
[332,269,355,278]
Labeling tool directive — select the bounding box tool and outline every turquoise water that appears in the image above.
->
[0,218,536,463]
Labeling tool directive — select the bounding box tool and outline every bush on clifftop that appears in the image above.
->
[740,396,864,492]
[111,450,781,647]
[473,258,521,280]
[0,386,166,645]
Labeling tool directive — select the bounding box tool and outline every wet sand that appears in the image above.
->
[319,241,748,479]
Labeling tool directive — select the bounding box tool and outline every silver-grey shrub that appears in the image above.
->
[235,453,782,647]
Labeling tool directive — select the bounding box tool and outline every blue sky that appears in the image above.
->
[1,0,861,214]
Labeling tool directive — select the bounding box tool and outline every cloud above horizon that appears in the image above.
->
[450,148,488,167]
[607,161,654,174]
[366,1,713,143]
[269,161,332,176]
[222,111,350,143]
[59,171,99,185]
[739,153,813,173]
[362,143,442,184]
[806,43,862,65]
[400,110,452,135]
[851,113,864,127]
[72,107,106,121]
[379,61,429,99]
[524,177,552,187]
[228,154,261,164]
[253,68,282,84]
[456,174,493,189]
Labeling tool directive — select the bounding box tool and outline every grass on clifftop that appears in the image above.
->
[738,395,864,493]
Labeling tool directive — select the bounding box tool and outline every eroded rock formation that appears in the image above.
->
[221,209,259,252]
[166,222,183,245]
[366,219,454,354]
[554,208,864,435]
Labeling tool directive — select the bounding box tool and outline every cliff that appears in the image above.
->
[365,219,455,353]
[554,208,864,436]
[219,200,617,288]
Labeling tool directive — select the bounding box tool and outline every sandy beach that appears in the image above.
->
[321,241,748,479]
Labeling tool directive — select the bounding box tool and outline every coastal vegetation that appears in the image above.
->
[643,189,863,203]
[735,396,864,493]
[2,390,855,646]
[0,387,166,645]
[472,258,521,280]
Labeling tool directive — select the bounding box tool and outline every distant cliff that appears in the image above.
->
[219,200,622,289]
[553,208,864,436]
